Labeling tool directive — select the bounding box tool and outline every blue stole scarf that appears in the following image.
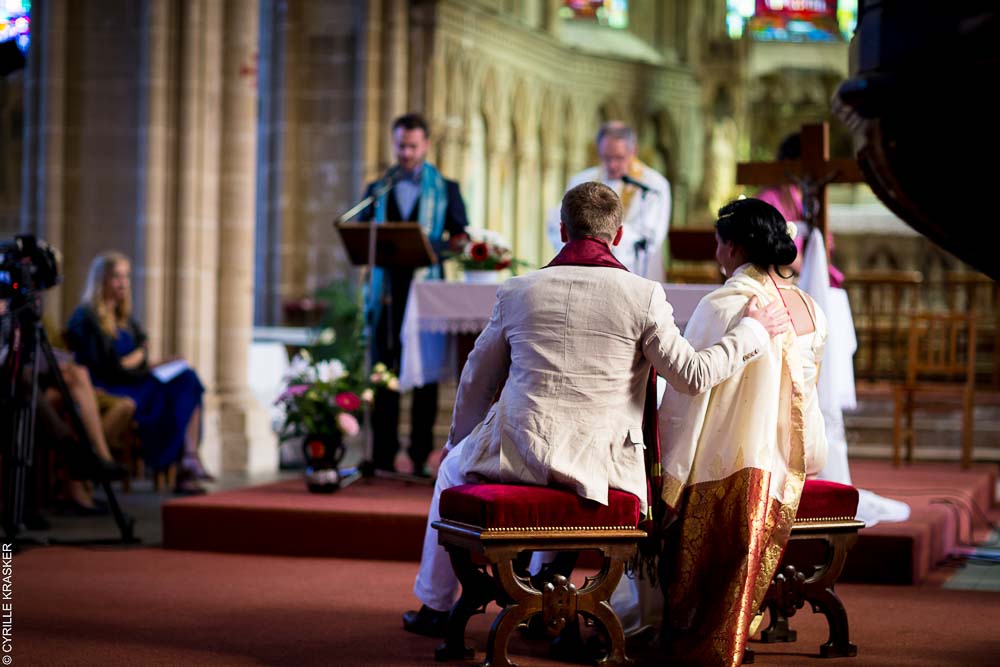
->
[366,162,449,325]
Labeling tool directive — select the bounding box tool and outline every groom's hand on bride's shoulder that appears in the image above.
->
[745,296,790,338]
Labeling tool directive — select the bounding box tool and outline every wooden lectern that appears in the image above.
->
[336,222,437,268]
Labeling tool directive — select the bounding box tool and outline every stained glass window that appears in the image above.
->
[560,0,628,30]
[727,0,856,42]
[0,0,30,53]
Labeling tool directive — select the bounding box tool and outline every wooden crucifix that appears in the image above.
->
[736,122,865,258]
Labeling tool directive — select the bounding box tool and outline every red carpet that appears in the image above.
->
[13,546,1000,666]
[163,462,999,584]
[847,460,998,583]
[163,475,432,560]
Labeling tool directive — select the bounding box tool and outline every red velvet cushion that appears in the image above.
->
[796,479,860,521]
[439,484,641,530]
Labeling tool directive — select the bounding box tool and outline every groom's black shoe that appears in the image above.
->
[402,605,449,638]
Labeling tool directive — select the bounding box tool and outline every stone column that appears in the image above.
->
[540,97,567,258]
[215,0,275,474]
[360,0,386,181]
[141,0,178,360]
[484,112,511,238]
[483,74,513,240]
[385,0,409,129]
[564,98,593,181]
[175,0,222,376]
[438,51,465,181]
[23,0,68,325]
[511,86,540,265]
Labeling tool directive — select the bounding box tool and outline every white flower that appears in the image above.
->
[314,359,346,383]
[316,328,336,345]
[284,354,313,383]
[387,377,399,392]
[786,220,798,241]
[465,227,512,252]
[360,388,374,403]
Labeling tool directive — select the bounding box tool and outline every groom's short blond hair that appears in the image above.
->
[560,182,623,242]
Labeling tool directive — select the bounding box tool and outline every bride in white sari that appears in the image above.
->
[613,198,831,666]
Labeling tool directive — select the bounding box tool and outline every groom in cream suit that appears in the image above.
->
[403,182,790,636]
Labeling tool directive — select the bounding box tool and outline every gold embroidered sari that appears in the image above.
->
[658,265,809,667]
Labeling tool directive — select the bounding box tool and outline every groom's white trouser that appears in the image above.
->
[413,438,467,612]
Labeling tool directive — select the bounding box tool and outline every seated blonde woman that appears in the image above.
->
[66,251,211,494]
[613,198,828,665]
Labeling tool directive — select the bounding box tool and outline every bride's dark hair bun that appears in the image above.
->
[715,198,797,270]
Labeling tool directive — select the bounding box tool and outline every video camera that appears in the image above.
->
[0,235,61,300]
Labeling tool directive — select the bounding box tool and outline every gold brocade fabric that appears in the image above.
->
[602,158,647,213]
[661,469,796,667]
[658,266,811,667]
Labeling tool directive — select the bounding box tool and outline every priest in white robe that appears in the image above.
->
[546,121,671,281]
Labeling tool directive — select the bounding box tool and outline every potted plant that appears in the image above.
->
[273,279,397,492]
[275,352,397,492]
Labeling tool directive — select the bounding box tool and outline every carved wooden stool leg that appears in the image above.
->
[760,565,806,643]
[483,555,543,667]
[811,586,858,658]
[575,553,632,666]
[760,605,796,643]
[581,600,631,666]
[809,533,858,658]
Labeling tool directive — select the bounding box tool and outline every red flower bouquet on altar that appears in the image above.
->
[453,228,528,274]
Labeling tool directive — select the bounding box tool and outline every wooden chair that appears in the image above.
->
[892,311,977,467]
[748,479,864,662]
[432,483,646,667]
[942,271,998,386]
[122,427,177,493]
[843,270,924,383]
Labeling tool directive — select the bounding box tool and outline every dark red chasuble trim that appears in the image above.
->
[544,237,629,271]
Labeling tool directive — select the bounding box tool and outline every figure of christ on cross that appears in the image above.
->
[737,122,912,528]
[736,122,865,263]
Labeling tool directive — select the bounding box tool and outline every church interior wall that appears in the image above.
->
[256,0,366,327]
[0,71,24,240]
[41,1,144,328]
[10,0,988,475]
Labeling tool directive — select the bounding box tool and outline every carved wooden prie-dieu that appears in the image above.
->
[432,484,646,667]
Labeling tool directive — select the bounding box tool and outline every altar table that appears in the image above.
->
[399,281,716,391]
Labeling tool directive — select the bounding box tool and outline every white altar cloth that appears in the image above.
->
[399,281,716,391]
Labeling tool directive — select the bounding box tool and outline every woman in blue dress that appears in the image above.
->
[66,251,212,494]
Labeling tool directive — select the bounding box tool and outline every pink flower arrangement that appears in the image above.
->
[335,392,361,411]
[274,351,396,441]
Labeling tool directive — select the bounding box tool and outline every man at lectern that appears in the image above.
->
[359,112,469,476]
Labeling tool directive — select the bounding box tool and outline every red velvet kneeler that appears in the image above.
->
[433,483,646,667]
[440,483,641,531]
[796,479,860,522]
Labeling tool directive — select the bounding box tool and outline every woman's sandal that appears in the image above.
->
[174,467,207,495]
[181,455,216,482]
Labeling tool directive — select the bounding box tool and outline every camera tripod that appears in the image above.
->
[0,295,136,544]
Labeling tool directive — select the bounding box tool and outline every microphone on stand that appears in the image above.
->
[622,174,655,194]
[378,165,403,187]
